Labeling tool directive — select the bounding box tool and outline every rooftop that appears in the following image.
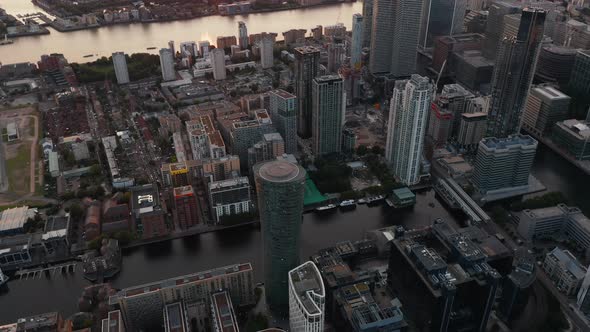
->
[208,176,250,191]
[164,302,187,332]
[557,119,590,139]
[173,185,194,197]
[211,291,239,332]
[532,86,570,100]
[294,46,321,54]
[480,134,538,150]
[271,89,296,99]
[289,261,325,316]
[392,187,415,200]
[548,247,586,280]
[0,206,31,233]
[110,263,252,304]
[256,160,303,183]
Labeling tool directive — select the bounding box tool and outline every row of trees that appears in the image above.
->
[72,53,161,83]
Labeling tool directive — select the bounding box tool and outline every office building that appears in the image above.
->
[552,119,590,161]
[385,75,432,186]
[173,185,199,229]
[457,112,487,149]
[112,52,130,84]
[427,101,453,150]
[568,50,590,116]
[482,1,521,59]
[362,0,373,47]
[208,176,251,223]
[216,36,237,50]
[238,21,248,49]
[312,75,345,156]
[210,48,226,81]
[389,220,500,332]
[288,261,325,332]
[211,291,239,332]
[130,184,168,239]
[218,110,273,169]
[168,40,175,56]
[452,50,494,92]
[159,48,176,81]
[472,135,538,195]
[351,14,363,69]
[110,263,255,331]
[577,265,590,314]
[486,9,546,138]
[260,35,275,69]
[522,86,571,137]
[342,128,356,153]
[516,204,590,252]
[327,43,345,73]
[439,83,474,136]
[269,89,297,154]
[248,133,285,169]
[543,247,586,296]
[419,0,467,48]
[254,160,306,313]
[431,33,484,74]
[369,0,424,76]
[536,46,577,88]
[294,46,321,138]
[198,41,210,58]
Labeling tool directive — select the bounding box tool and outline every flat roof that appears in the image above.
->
[0,206,30,233]
[164,303,186,332]
[289,261,325,316]
[480,135,537,150]
[256,160,303,183]
[532,86,569,100]
[271,89,296,99]
[548,247,586,280]
[208,131,225,147]
[173,185,194,197]
[211,291,238,332]
[392,187,415,199]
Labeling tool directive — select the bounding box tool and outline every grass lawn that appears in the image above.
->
[6,143,31,194]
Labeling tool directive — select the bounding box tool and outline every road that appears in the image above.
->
[537,268,590,332]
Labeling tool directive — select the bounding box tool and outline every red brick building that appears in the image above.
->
[173,185,200,229]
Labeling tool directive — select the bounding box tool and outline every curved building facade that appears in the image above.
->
[254,160,306,313]
[288,261,325,332]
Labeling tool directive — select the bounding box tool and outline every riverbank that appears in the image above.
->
[524,130,590,176]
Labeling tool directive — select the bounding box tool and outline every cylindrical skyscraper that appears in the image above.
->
[254,160,306,314]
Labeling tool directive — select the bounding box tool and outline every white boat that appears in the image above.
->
[339,199,357,209]
[358,198,367,204]
[366,195,385,204]
[316,204,337,212]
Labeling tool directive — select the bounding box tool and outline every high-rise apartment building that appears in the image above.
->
[198,40,210,58]
[210,48,226,81]
[254,160,306,313]
[219,110,273,169]
[327,43,345,73]
[248,132,285,169]
[159,48,176,81]
[288,261,325,332]
[369,0,424,76]
[269,89,297,154]
[110,263,255,331]
[259,35,275,69]
[472,135,538,194]
[426,102,453,150]
[351,14,363,69]
[168,40,175,56]
[112,52,130,84]
[238,21,248,49]
[208,176,251,223]
[385,74,432,186]
[523,85,571,137]
[362,0,373,47]
[173,185,199,229]
[294,46,321,138]
[419,0,467,48]
[486,8,546,138]
[312,75,345,156]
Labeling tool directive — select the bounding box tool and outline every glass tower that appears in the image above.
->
[254,160,306,314]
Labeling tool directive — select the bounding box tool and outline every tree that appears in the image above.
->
[357,145,368,156]
[69,203,85,221]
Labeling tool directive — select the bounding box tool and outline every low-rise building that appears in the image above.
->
[130,184,168,239]
[0,206,33,236]
[543,247,586,296]
[552,119,590,161]
[102,198,131,234]
[85,203,102,241]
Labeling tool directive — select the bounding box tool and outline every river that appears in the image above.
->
[0,143,589,323]
[0,0,363,64]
